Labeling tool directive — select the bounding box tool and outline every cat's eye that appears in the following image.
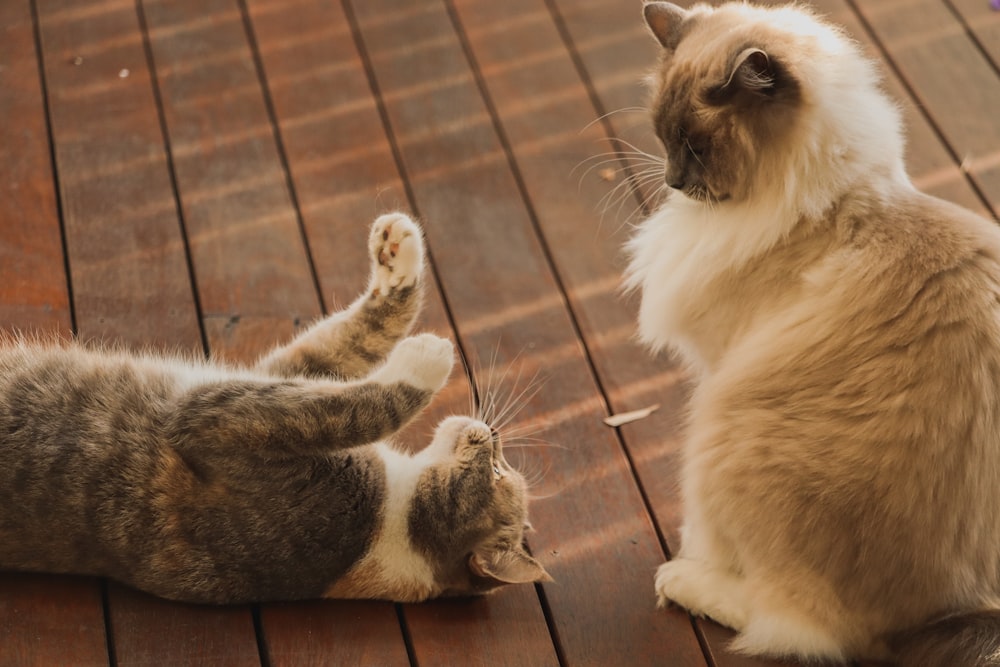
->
[492,461,503,481]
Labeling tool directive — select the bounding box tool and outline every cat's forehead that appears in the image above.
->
[657,3,825,77]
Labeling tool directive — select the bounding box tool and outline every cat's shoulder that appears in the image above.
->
[839,187,1000,267]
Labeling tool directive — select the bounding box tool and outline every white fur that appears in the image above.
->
[362,418,479,600]
[370,333,454,392]
[367,442,438,599]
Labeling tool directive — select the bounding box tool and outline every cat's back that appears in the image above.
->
[691,189,1000,630]
[0,338,197,455]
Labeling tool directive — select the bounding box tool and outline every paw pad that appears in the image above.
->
[369,213,424,290]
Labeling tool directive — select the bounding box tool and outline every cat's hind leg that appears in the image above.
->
[258,213,426,379]
[729,576,850,663]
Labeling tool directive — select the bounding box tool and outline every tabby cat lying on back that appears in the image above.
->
[629,2,1000,665]
[0,213,549,604]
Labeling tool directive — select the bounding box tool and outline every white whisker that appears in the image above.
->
[579,106,647,135]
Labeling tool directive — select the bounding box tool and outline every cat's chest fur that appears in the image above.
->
[627,196,829,373]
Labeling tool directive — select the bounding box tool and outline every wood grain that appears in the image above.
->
[36,0,202,351]
[262,601,409,667]
[852,0,1000,218]
[0,0,71,333]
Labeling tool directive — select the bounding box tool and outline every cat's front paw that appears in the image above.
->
[369,213,424,292]
[655,558,748,632]
[374,334,454,393]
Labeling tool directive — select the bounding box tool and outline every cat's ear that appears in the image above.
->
[643,2,687,51]
[731,48,777,92]
[711,47,795,104]
[469,546,552,585]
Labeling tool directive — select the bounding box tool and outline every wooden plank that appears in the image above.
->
[141,0,319,327]
[0,3,109,665]
[35,0,262,663]
[261,601,409,667]
[108,585,260,666]
[350,0,701,664]
[36,0,202,351]
[801,0,989,214]
[852,0,1000,218]
[0,0,72,333]
[0,575,108,667]
[948,0,1000,65]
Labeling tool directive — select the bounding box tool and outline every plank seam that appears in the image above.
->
[543,0,652,221]
[843,0,997,220]
[252,605,272,667]
[237,0,328,316]
[101,579,119,667]
[28,0,77,336]
[338,0,475,388]
[133,0,212,356]
[940,0,1000,80]
[394,604,420,667]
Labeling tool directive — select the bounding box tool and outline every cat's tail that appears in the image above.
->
[889,609,1000,667]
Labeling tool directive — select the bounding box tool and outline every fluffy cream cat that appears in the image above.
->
[627,2,1000,665]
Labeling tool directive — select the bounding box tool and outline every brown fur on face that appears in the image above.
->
[324,417,549,603]
[408,418,548,598]
[646,5,806,204]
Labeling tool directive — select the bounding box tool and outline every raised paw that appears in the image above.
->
[655,558,749,632]
[369,213,424,292]
[373,334,454,393]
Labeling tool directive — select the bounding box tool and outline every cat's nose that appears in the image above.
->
[664,166,687,191]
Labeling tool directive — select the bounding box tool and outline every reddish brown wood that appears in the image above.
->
[948,0,1000,65]
[36,0,202,351]
[108,585,260,666]
[262,601,408,667]
[0,1,71,333]
[0,575,108,667]
[852,0,1000,218]
[402,588,559,667]
[141,0,319,325]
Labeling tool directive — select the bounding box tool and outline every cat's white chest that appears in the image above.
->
[627,200,792,370]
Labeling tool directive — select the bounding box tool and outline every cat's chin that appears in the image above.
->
[676,187,731,205]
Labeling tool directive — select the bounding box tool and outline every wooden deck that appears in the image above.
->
[1,0,998,664]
